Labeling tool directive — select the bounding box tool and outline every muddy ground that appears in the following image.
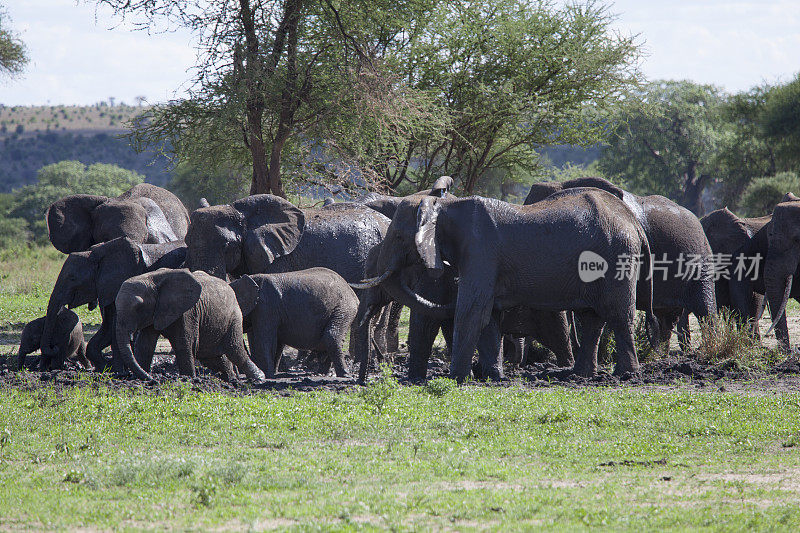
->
[1,342,800,396]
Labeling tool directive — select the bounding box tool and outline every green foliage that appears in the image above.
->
[0,7,27,77]
[400,0,642,195]
[424,377,456,397]
[7,161,144,244]
[598,80,724,213]
[761,74,800,167]
[740,172,800,217]
[168,161,250,207]
[359,363,399,415]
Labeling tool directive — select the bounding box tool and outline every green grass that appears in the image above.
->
[0,377,800,530]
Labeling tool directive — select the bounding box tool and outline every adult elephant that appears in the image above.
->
[526,177,716,350]
[184,194,390,371]
[358,188,658,381]
[355,178,573,381]
[700,207,770,327]
[41,237,187,370]
[46,184,189,254]
[734,194,800,352]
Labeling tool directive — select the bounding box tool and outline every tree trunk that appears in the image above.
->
[679,163,710,216]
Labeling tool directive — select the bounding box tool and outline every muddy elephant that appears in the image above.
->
[14,308,89,371]
[231,268,358,378]
[41,237,187,371]
[526,177,716,350]
[46,183,189,254]
[700,207,770,329]
[184,194,389,368]
[115,268,265,383]
[358,188,658,380]
[736,194,800,352]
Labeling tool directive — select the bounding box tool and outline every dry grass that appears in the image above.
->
[695,310,783,370]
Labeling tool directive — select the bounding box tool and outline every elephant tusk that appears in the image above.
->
[350,269,393,290]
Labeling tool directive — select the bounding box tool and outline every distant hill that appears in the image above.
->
[0,105,601,194]
[0,104,171,192]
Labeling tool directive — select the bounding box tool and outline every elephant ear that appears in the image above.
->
[90,237,143,308]
[415,197,444,275]
[429,176,454,198]
[233,194,305,266]
[153,269,203,331]
[46,195,108,253]
[229,275,260,317]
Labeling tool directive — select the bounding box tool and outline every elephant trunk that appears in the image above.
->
[764,268,793,345]
[40,294,66,357]
[115,325,155,381]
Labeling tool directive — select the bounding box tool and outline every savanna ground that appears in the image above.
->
[1,248,800,530]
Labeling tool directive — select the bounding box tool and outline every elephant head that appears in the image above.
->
[700,208,752,255]
[114,268,203,381]
[46,185,187,254]
[185,194,305,279]
[764,193,800,346]
[41,237,165,355]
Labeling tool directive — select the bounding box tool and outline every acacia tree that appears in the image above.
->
[598,80,724,215]
[99,0,445,198]
[381,0,642,194]
[0,6,27,78]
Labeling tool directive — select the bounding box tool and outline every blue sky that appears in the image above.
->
[1,0,799,106]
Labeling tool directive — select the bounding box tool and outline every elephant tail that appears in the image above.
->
[638,238,660,347]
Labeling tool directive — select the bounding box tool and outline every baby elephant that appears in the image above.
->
[114,268,265,383]
[231,268,359,378]
[15,308,89,371]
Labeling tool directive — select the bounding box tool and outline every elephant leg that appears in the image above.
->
[677,311,690,353]
[531,311,574,367]
[222,341,265,382]
[449,287,494,381]
[476,312,503,381]
[751,294,765,339]
[134,326,160,372]
[250,324,279,378]
[372,305,390,355]
[165,327,197,379]
[86,311,114,371]
[656,309,681,349]
[407,311,440,383]
[202,356,238,381]
[502,335,524,365]
[572,310,604,378]
[324,331,349,378]
[608,313,639,376]
[386,301,402,353]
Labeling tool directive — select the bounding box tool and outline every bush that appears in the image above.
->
[740,171,800,217]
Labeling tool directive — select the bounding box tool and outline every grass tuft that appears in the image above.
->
[696,310,782,369]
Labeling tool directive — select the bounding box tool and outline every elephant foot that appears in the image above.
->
[612,363,640,377]
[471,361,503,382]
[571,362,596,378]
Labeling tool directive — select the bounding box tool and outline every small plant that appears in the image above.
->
[360,363,398,415]
[191,478,218,508]
[424,377,456,397]
[63,469,85,484]
[634,313,669,363]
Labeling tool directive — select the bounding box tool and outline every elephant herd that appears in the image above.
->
[12,177,800,384]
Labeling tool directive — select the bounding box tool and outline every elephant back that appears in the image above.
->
[120,183,190,241]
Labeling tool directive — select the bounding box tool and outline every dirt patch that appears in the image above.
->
[2,342,800,396]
